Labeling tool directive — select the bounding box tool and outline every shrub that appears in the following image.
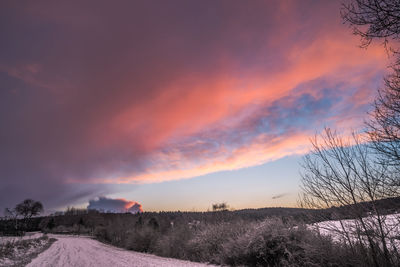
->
[221,219,295,266]
[125,227,160,252]
[221,219,361,266]
[0,241,14,258]
[186,221,247,263]
[83,213,388,266]
[155,225,193,259]
[94,226,109,242]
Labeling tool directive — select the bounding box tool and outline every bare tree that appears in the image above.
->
[300,128,399,267]
[342,0,400,182]
[299,2,400,265]
[4,207,19,232]
[342,0,400,50]
[367,68,400,170]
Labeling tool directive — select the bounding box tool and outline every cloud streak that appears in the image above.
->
[272,194,288,200]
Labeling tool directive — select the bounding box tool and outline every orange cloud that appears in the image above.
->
[110,30,386,147]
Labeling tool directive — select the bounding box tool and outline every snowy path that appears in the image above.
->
[27,235,215,267]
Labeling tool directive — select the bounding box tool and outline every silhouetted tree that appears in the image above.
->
[15,199,43,219]
[148,217,159,230]
[16,199,43,230]
[135,216,143,229]
[3,199,43,233]
[212,202,228,211]
[47,217,55,230]
[4,207,19,232]
[300,128,398,266]
[367,68,400,170]
[342,0,400,185]
[342,0,400,49]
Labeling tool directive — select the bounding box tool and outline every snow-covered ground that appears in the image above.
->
[0,234,54,267]
[28,234,217,267]
[0,231,43,244]
[309,213,400,249]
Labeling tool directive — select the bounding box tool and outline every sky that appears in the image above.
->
[0,0,390,213]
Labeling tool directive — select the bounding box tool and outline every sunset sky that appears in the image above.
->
[0,0,390,212]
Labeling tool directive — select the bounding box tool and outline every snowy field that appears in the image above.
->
[309,213,400,249]
[27,234,217,267]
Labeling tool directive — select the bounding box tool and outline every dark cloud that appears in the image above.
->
[87,196,143,213]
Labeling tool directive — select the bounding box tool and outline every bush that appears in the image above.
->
[125,227,160,252]
[0,241,14,258]
[90,216,371,266]
[184,218,361,266]
[186,221,247,263]
[94,226,109,242]
[155,225,193,259]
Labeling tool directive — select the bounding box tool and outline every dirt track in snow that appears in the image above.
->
[27,235,216,267]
